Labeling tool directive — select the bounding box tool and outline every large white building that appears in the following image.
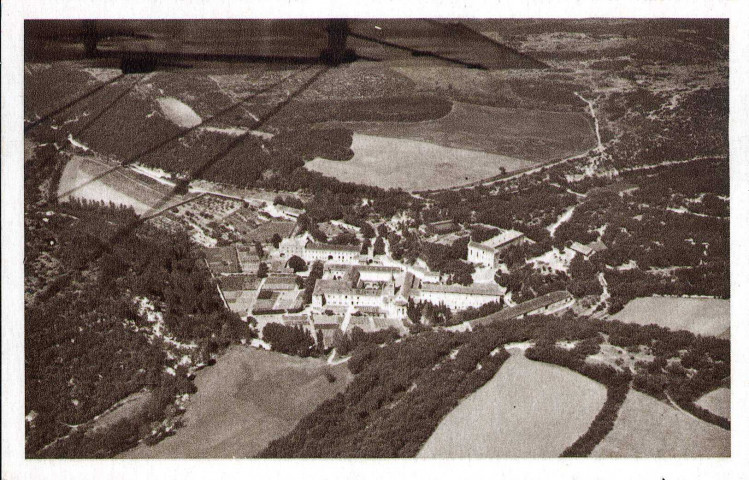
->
[303,242,361,265]
[278,236,306,258]
[467,229,527,269]
[414,282,503,311]
[312,268,408,320]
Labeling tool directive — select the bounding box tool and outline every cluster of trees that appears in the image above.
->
[419,238,475,285]
[262,323,318,357]
[333,326,401,358]
[406,299,452,326]
[302,261,324,303]
[259,328,511,458]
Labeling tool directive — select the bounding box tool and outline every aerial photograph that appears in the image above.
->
[21,18,730,460]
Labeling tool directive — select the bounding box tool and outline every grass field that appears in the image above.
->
[305,133,535,191]
[592,389,730,457]
[417,353,607,457]
[57,155,173,215]
[334,101,596,162]
[118,346,353,458]
[611,297,730,337]
[695,387,730,421]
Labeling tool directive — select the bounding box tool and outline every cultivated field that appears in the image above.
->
[592,389,730,457]
[611,297,730,337]
[306,133,535,191]
[118,346,353,458]
[57,155,174,215]
[334,101,596,161]
[695,387,731,421]
[417,353,607,457]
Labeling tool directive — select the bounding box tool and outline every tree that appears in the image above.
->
[257,262,269,278]
[361,238,371,255]
[287,255,307,273]
[373,237,385,256]
[271,233,282,249]
[361,222,375,239]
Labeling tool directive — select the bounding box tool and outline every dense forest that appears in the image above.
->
[24,146,253,458]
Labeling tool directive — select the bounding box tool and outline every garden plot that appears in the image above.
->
[592,389,730,457]
[418,353,607,457]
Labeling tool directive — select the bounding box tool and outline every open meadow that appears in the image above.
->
[306,133,535,191]
[118,346,353,458]
[610,297,730,337]
[417,353,607,458]
[591,389,730,457]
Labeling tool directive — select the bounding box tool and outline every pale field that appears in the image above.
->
[592,389,730,457]
[118,346,352,458]
[417,353,607,458]
[57,155,160,215]
[695,387,730,421]
[611,297,730,337]
[306,133,534,192]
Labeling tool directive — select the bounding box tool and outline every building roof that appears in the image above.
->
[355,306,386,315]
[425,220,460,234]
[481,229,525,249]
[307,242,360,253]
[312,314,344,327]
[313,279,384,296]
[570,241,593,256]
[277,205,304,215]
[571,241,608,257]
[469,290,573,328]
[419,282,502,296]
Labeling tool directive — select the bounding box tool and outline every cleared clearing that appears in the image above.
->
[695,387,730,420]
[417,353,607,458]
[306,133,534,191]
[592,389,730,457]
[334,101,596,161]
[118,346,353,458]
[611,297,729,337]
[57,155,169,215]
[156,97,202,128]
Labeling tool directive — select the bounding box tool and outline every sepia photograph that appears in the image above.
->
[3,1,748,479]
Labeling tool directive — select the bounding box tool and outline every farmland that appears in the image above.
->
[591,389,730,457]
[118,346,353,458]
[306,133,535,191]
[610,297,730,337]
[418,353,607,457]
[695,387,730,421]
